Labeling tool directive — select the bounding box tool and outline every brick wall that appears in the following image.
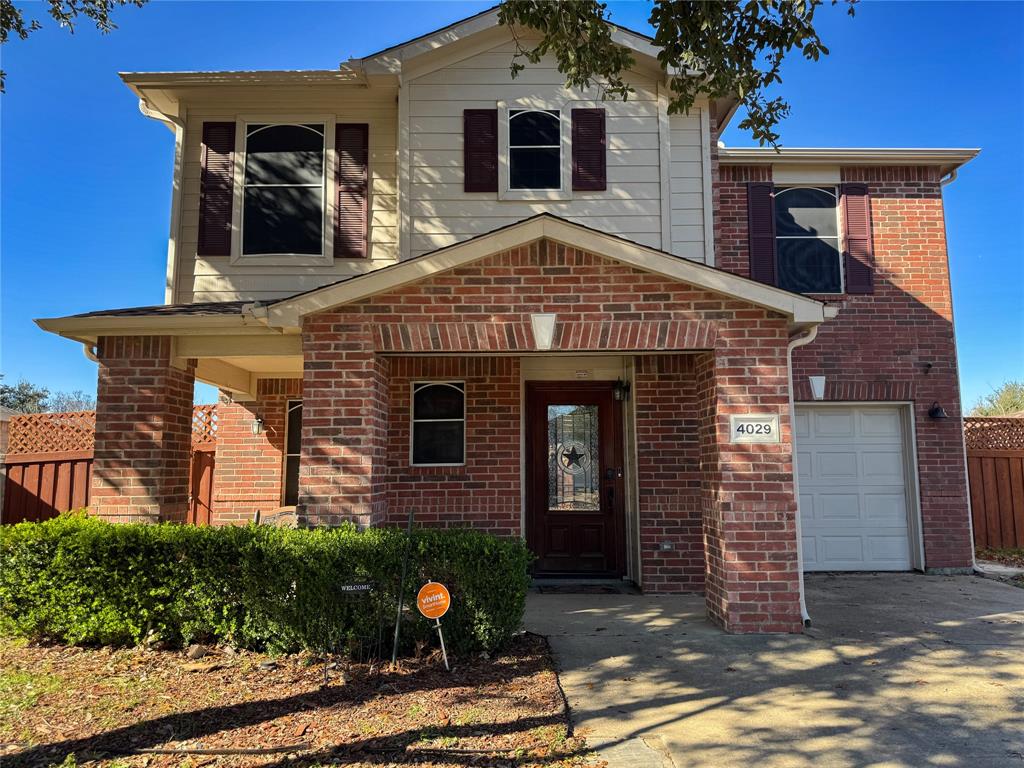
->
[633,354,704,592]
[384,357,521,535]
[212,378,301,525]
[91,336,195,523]
[299,240,803,631]
[714,163,972,570]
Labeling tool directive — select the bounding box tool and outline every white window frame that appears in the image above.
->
[497,100,573,201]
[281,399,302,506]
[774,185,844,296]
[410,381,466,467]
[230,115,336,266]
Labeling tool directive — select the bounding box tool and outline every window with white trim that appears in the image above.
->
[411,382,465,466]
[774,186,843,294]
[242,123,325,256]
[508,109,561,190]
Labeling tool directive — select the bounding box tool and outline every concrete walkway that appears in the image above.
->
[525,573,1024,768]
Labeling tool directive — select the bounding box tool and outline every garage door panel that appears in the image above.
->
[818,451,858,479]
[821,536,865,563]
[862,451,905,482]
[859,409,902,438]
[864,492,908,523]
[819,493,861,520]
[794,410,811,439]
[868,535,912,563]
[798,405,914,572]
[814,410,856,437]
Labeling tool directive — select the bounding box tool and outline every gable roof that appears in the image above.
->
[355,5,664,74]
[265,213,835,328]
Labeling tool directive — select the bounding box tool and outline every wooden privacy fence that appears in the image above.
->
[1,406,218,525]
[965,417,1024,550]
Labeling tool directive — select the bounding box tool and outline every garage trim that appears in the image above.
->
[795,401,925,571]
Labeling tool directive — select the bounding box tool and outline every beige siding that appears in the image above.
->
[668,112,707,262]
[405,41,706,259]
[176,85,398,303]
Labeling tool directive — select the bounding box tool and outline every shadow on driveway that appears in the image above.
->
[526,573,1024,768]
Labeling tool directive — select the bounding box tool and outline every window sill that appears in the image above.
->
[499,188,572,202]
[229,252,334,267]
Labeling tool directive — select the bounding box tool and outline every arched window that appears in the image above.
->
[509,109,561,190]
[774,186,842,294]
[242,123,325,256]
[411,382,466,465]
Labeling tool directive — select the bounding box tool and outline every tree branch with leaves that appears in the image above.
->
[498,0,856,147]
[0,0,148,92]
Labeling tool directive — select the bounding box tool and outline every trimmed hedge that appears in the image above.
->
[0,514,532,655]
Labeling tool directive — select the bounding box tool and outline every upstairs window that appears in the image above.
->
[411,382,465,466]
[774,187,842,294]
[242,124,325,256]
[509,110,561,190]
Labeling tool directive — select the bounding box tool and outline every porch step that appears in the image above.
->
[531,579,639,595]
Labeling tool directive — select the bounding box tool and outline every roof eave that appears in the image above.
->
[719,147,980,176]
[35,313,279,345]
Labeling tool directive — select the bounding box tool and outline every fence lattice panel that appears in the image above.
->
[964,418,1024,451]
[6,411,96,456]
[964,417,1024,550]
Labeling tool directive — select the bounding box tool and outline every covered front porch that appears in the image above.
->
[37,215,836,633]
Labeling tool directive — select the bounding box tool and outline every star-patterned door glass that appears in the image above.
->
[547,405,600,512]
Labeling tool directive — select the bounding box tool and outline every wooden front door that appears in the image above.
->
[526,382,626,577]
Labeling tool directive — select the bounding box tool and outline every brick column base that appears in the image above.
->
[696,347,804,634]
[91,336,195,523]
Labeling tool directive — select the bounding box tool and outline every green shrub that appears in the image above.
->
[0,513,532,656]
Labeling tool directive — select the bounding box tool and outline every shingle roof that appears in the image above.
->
[68,301,249,319]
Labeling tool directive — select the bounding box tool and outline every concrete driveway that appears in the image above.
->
[525,574,1024,768]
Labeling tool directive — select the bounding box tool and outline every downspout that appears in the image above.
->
[940,168,958,187]
[787,325,819,626]
[138,98,186,305]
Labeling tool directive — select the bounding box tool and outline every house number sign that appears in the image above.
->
[729,414,780,444]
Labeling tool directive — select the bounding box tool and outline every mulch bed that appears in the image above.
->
[0,634,598,768]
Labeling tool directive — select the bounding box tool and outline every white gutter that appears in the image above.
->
[787,325,819,626]
[138,98,186,304]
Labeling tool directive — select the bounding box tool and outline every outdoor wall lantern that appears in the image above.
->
[927,402,949,420]
[808,375,826,401]
[613,379,632,402]
[251,417,265,435]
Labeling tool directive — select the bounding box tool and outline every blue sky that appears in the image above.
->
[2,0,1022,407]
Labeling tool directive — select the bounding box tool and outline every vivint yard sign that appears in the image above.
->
[729,414,780,444]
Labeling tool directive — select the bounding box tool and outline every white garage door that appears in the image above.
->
[796,405,914,571]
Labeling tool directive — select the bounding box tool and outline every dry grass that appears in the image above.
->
[0,634,599,768]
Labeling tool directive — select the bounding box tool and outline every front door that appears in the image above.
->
[526,382,626,577]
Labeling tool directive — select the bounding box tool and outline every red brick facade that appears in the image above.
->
[211,378,302,525]
[384,357,521,535]
[91,336,196,523]
[714,163,972,571]
[298,240,802,632]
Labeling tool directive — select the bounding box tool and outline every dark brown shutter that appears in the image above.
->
[747,182,777,285]
[572,108,607,191]
[197,122,235,256]
[335,123,369,259]
[841,183,875,294]
[463,109,498,193]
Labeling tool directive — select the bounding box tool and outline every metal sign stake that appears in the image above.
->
[434,618,450,671]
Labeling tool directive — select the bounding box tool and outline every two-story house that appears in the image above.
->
[37,8,978,633]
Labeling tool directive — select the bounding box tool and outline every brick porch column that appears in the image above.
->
[299,313,389,527]
[91,336,195,523]
[696,342,803,634]
[212,378,302,525]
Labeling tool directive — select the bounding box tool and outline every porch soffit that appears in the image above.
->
[266,214,834,329]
